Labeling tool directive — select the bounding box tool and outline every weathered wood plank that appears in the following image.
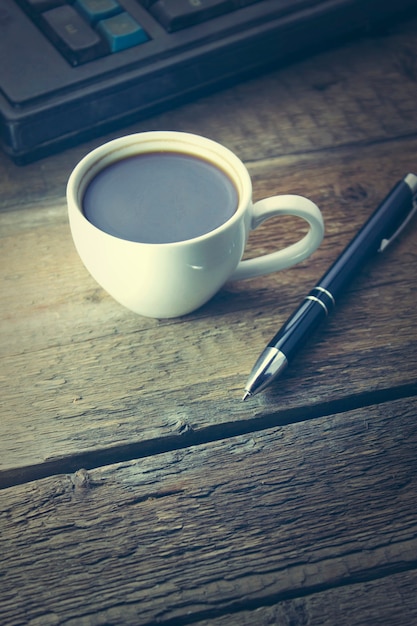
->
[1,398,417,625]
[1,136,417,479]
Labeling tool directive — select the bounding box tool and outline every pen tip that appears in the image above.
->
[242,391,252,402]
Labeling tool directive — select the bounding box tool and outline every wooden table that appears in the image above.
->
[1,13,417,626]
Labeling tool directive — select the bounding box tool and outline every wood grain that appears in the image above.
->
[1,398,417,625]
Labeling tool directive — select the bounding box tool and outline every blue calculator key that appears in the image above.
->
[97,13,149,52]
[75,0,122,24]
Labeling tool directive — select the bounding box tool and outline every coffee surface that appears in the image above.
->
[83,152,238,243]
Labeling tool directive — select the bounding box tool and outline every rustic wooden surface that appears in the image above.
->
[1,12,417,625]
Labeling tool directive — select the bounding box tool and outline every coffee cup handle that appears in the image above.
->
[230,195,324,281]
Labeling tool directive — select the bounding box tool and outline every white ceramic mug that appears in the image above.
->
[67,131,324,318]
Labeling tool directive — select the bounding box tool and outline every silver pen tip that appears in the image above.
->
[242,391,252,402]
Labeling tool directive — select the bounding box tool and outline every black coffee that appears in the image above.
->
[82,152,239,243]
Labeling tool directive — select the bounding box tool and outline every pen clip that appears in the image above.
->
[378,196,417,253]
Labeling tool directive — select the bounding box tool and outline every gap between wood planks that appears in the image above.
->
[239,130,417,170]
[135,563,417,626]
[1,382,416,491]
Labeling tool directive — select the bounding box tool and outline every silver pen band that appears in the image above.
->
[305,286,336,316]
[305,295,329,315]
[404,173,417,195]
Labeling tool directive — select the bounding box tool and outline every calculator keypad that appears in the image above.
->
[19,0,151,65]
[17,0,303,66]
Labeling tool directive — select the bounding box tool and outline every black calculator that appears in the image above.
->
[0,0,415,162]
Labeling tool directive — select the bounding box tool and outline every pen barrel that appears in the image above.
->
[318,179,414,300]
[268,297,328,361]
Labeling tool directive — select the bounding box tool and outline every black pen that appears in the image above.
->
[243,173,417,400]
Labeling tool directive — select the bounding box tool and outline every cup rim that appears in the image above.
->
[66,131,253,246]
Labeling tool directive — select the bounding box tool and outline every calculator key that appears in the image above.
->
[150,0,235,32]
[97,13,149,52]
[75,0,122,24]
[41,5,109,65]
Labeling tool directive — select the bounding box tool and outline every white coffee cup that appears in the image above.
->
[67,131,324,318]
